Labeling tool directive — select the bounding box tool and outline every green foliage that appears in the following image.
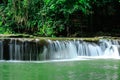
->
[0,0,91,36]
[0,26,12,34]
[0,0,120,36]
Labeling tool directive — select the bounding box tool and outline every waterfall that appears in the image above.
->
[0,38,120,61]
[0,41,3,60]
[99,39,120,58]
[41,39,120,60]
[9,39,41,60]
[41,40,78,60]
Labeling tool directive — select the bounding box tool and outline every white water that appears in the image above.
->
[0,39,120,60]
[42,41,78,60]
[41,39,120,60]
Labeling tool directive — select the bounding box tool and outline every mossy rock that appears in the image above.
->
[0,34,33,38]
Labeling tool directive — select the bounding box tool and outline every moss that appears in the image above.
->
[0,34,34,38]
[0,34,120,42]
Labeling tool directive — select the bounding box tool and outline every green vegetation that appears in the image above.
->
[0,0,120,37]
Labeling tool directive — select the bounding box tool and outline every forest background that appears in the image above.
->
[0,0,120,37]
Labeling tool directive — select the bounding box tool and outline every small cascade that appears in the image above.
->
[0,41,3,60]
[41,41,78,60]
[75,41,103,56]
[99,39,120,58]
[9,39,41,60]
[0,38,120,61]
[40,39,120,60]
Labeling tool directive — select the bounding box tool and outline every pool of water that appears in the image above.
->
[0,59,120,80]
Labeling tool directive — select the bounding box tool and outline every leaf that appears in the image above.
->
[0,22,2,26]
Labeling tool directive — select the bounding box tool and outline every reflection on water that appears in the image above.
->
[0,59,120,80]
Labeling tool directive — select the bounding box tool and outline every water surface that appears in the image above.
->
[0,59,120,80]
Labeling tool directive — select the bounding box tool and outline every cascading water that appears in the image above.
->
[99,39,120,58]
[0,41,3,60]
[41,40,78,60]
[8,39,41,60]
[0,38,120,61]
